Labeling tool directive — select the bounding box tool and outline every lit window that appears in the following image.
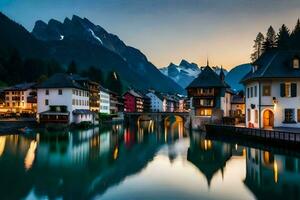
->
[293,59,299,69]
[285,83,291,97]
[255,110,258,123]
[196,108,212,116]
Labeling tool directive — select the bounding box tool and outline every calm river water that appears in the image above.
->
[0,121,299,200]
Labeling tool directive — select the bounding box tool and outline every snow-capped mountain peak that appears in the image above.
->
[160,59,228,88]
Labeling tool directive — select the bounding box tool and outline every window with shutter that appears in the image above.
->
[291,83,297,97]
[280,83,285,97]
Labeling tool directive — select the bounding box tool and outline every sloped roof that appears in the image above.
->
[241,50,300,83]
[186,66,229,88]
[4,82,36,91]
[36,73,88,90]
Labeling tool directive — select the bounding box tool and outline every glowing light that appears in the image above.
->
[274,160,278,183]
[24,140,37,171]
[113,147,119,160]
[0,136,6,157]
[235,144,238,150]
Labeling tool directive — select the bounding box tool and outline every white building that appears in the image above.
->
[146,91,163,112]
[36,73,93,124]
[99,85,110,114]
[241,50,300,129]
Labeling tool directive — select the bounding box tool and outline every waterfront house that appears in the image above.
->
[123,89,144,112]
[109,90,120,114]
[99,85,110,114]
[186,66,232,123]
[36,73,93,124]
[71,75,100,112]
[230,93,245,117]
[146,90,164,112]
[241,50,300,129]
[4,82,37,115]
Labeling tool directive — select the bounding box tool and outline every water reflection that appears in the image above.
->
[0,121,299,199]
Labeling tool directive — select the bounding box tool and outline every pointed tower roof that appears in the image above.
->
[219,66,225,81]
[186,66,229,89]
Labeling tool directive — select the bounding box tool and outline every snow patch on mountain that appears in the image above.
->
[160,60,228,89]
[88,29,103,44]
[60,35,64,40]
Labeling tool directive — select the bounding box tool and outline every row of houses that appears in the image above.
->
[0,73,188,125]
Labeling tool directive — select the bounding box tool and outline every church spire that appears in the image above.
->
[220,65,225,81]
[206,57,209,67]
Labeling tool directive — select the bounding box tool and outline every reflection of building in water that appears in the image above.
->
[244,148,300,200]
[187,135,232,186]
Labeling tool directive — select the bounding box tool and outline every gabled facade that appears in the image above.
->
[123,90,144,112]
[36,73,93,124]
[241,50,300,129]
[146,91,163,112]
[99,85,110,114]
[186,66,232,118]
[4,82,37,114]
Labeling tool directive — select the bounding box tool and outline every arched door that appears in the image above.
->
[263,110,274,128]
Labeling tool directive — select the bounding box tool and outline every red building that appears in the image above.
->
[123,90,144,112]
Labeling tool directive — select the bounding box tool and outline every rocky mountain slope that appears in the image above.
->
[160,59,228,88]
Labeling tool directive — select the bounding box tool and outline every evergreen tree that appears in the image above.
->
[251,32,264,62]
[46,59,64,76]
[105,71,123,95]
[23,58,46,82]
[7,49,23,84]
[81,66,104,84]
[262,26,277,52]
[291,19,300,49]
[277,24,290,50]
[67,60,77,74]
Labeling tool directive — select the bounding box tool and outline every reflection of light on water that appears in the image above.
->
[113,147,119,160]
[24,140,37,171]
[274,160,278,183]
[0,136,6,157]
[203,140,212,151]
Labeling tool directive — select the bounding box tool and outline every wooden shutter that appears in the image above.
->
[291,83,297,97]
[280,83,285,97]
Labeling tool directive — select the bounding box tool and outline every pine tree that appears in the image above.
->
[7,49,23,84]
[251,32,264,62]
[81,66,104,84]
[67,60,77,74]
[262,26,277,52]
[277,24,290,50]
[291,19,300,49]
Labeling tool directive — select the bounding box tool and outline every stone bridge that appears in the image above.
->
[124,112,190,127]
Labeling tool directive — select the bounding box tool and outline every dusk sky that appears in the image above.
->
[1,0,300,69]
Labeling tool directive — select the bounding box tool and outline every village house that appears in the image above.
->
[109,90,119,114]
[4,82,37,115]
[241,50,300,129]
[99,85,110,114]
[186,65,232,128]
[230,93,245,117]
[123,89,144,112]
[36,73,93,124]
[70,75,100,112]
[146,90,164,112]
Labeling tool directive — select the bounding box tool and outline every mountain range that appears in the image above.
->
[0,12,184,94]
[160,60,228,88]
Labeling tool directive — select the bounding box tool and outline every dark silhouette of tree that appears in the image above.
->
[251,32,264,62]
[291,19,300,49]
[81,66,104,84]
[7,49,23,84]
[67,60,77,74]
[105,71,123,95]
[23,58,46,82]
[46,59,64,76]
[263,26,276,52]
[277,24,290,50]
